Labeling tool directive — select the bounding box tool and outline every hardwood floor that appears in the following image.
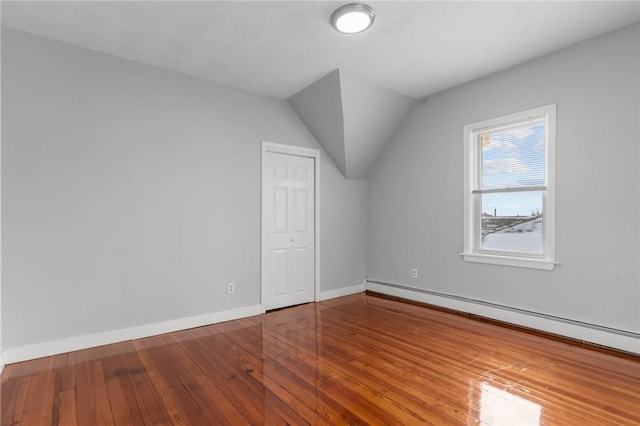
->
[2,293,639,425]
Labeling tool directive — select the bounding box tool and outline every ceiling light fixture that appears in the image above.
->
[331,3,375,34]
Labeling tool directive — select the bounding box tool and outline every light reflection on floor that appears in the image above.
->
[479,382,541,426]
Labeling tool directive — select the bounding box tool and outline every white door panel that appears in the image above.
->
[262,151,315,310]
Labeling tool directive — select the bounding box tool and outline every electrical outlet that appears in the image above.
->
[228,282,235,294]
[411,268,418,279]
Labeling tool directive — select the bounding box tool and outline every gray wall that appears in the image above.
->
[1,27,367,348]
[367,23,640,333]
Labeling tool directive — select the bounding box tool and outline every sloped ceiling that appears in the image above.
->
[287,70,347,176]
[288,70,415,179]
[3,1,638,178]
[340,71,416,179]
[2,1,638,99]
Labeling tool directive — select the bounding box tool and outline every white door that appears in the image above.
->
[262,150,315,310]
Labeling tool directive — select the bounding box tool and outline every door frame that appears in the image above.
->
[261,141,321,309]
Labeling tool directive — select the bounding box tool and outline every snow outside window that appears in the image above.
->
[462,105,557,270]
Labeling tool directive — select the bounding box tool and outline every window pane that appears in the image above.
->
[480,192,543,254]
[480,123,545,190]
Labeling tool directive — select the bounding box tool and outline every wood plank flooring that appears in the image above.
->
[2,293,639,425]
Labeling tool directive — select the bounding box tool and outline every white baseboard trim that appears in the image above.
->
[319,283,365,301]
[3,304,265,366]
[366,280,640,355]
[0,351,5,375]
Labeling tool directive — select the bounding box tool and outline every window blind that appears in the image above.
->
[475,121,546,193]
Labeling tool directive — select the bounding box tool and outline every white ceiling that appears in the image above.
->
[2,1,639,100]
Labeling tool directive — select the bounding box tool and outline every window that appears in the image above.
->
[462,104,556,270]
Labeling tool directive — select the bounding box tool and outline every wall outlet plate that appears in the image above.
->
[228,282,235,294]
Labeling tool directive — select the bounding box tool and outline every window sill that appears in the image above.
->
[461,252,557,271]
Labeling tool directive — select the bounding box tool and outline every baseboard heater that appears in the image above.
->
[365,279,640,354]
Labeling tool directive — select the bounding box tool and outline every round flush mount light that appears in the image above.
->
[331,3,375,34]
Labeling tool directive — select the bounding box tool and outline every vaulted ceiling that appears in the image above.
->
[288,69,416,179]
[3,1,638,178]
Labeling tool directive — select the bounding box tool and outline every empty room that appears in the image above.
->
[1,1,639,425]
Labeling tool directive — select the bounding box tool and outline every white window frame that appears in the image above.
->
[462,104,557,270]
